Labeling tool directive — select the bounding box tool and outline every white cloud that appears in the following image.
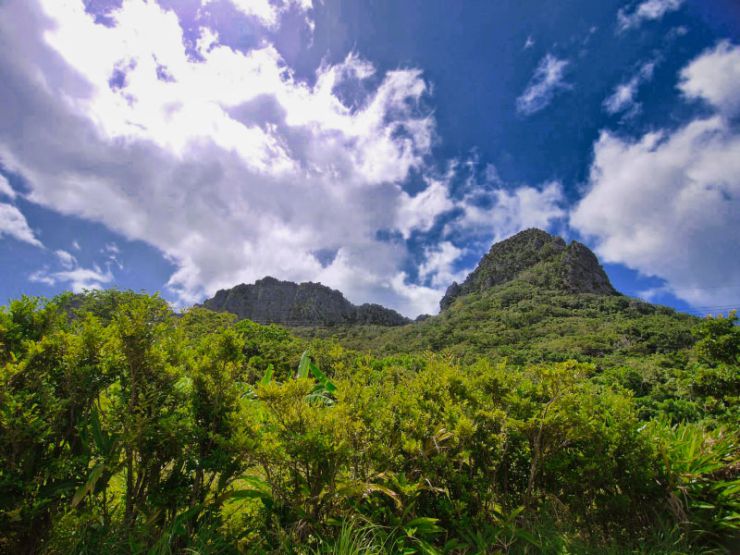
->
[27,270,55,286]
[679,40,740,117]
[603,60,657,116]
[617,0,683,33]
[0,202,42,247]
[396,179,455,239]
[637,285,671,303]
[399,180,566,314]
[30,264,113,293]
[0,0,584,317]
[516,54,570,115]
[572,44,740,308]
[454,181,566,243]
[202,0,313,30]
[388,273,447,317]
[418,241,466,289]
[484,163,502,184]
[55,249,77,268]
[0,0,439,315]
[524,36,535,49]
[33,243,115,293]
[102,242,123,269]
[0,175,16,199]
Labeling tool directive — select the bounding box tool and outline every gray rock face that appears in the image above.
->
[561,241,616,295]
[440,228,616,310]
[202,276,410,326]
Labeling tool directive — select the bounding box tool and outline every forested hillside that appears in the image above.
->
[295,230,697,370]
[1,231,738,554]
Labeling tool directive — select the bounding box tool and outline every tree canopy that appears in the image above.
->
[0,291,737,554]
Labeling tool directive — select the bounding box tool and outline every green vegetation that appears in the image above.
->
[296,281,696,363]
[1,289,738,554]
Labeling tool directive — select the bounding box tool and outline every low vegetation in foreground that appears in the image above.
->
[1,290,738,554]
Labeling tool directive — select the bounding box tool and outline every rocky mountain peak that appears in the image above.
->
[440,228,616,310]
[202,277,410,327]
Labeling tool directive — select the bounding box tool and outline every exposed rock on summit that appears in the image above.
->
[440,228,617,310]
[202,276,410,326]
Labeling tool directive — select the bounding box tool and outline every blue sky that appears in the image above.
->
[0,0,739,317]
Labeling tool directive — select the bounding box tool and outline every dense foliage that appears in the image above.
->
[1,290,737,554]
[296,281,696,364]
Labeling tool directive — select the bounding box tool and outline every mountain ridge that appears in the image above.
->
[202,229,622,326]
[202,276,410,326]
[282,229,695,364]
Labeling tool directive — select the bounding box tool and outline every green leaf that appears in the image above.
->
[259,364,273,386]
[174,375,193,395]
[226,475,273,505]
[297,350,311,379]
[90,407,111,454]
[228,489,269,500]
[404,517,442,536]
[71,464,105,508]
[305,390,335,406]
[335,479,402,509]
[308,359,336,393]
[514,529,540,546]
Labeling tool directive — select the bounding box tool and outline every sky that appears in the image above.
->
[0,0,739,318]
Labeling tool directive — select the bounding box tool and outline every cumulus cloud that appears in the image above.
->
[202,0,313,30]
[516,54,570,115]
[388,272,448,317]
[617,0,683,33]
[0,0,576,317]
[603,59,657,116]
[453,181,566,243]
[381,172,566,314]
[571,42,740,308]
[0,0,439,313]
[418,242,466,289]
[0,175,16,199]
[396,179,455,239]
[393,178,566,313]
[30,265,113,293]
[679,40,740,117]
[0,203,42,247]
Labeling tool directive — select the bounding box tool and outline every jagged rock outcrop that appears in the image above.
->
[202,276,410,326]
[440,228,617,310]
[561,240,616,295]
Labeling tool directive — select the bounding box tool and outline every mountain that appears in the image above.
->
[295,229,695,364]
[201,229,695,366]
[440,228,616,310]
[202,276,409,326]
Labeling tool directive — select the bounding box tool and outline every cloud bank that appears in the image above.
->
[572,41,740,308]
[0,0,565,316]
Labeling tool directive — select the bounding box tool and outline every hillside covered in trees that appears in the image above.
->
[1,230,738,554]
